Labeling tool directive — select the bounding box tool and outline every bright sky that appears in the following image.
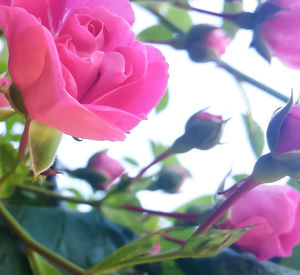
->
[56,1,300,211]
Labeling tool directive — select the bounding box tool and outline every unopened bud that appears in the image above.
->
[184,24,231,62]
[149,165,190,193]
[171,112,225,153]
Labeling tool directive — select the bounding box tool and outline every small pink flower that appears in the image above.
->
[221,184,300,261]
[259,0,300,68]
[0,0,168,140]
[87,151,124,184]
[205,29,231,56]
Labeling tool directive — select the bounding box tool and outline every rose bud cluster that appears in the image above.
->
[148,165,190,193]
[221,184,300,261]
[184,24,231,62]
[0,0,168,140]
[251,0,300,68]
[70,151,124,190]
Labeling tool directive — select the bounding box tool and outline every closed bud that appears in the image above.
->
[266,96,300,180]
[171,112,225,153]
[149,165,190,194]
[184,24,231,62]
[71,151,124,190]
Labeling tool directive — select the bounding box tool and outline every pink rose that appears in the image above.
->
[0,0,168,140]
[221,184,300,261]
[259,0,300,68]
[87,151,124,184]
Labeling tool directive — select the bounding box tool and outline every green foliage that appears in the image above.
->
[27,250,63,275]
[29,121,62,175]
[150,141,180,166]
[281,244,300,270]
[138,24,174,41]
[222,0,243,38]
[242,114,265,158]
[0,204,135,271]
[155,89,169,114]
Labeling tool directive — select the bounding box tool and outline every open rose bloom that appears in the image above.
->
[221,185,300,261]
[0,0,168,140]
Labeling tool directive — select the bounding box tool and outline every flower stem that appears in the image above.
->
[216,59,289,103]
[191,176,258,236]
[16,184,101,206]
[133,149,173,181]
[0,201,84,275]
[18,119,31,162]
[173,2,239,22]
[123,204,199,222]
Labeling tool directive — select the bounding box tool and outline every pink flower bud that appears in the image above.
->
[266,97,300,180]
[184,25,231,62]
[257,0,300,68]
[221,184,300,261]
[87,152,125,184]
[0,75,11,108]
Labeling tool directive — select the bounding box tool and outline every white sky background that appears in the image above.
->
[57,1,300,211]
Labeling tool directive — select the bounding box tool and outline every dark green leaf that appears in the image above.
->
[165,6,192,33]
[138,24,174,41]
[0,227,32,275]
[177,247,300,275]
[281,244,300,270]
[242,114,265,158]
[0,205,135,269]
[155,89,169,114]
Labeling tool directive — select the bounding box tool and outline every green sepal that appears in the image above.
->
[29,121,62,175]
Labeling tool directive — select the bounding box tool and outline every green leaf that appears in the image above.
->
[123,157,139,167]
[222,0,243,38]
[27,250,63,275]
[0,204,135,269]
[86,230,164,275]
[177,247,300,275]
[138,24,174,41]
[281,244,300,270]
[150,141,180,166]
[0,137,17,177]
[0,38,9,72]
[29,120,62,175]
[0,108,15,121]
[155,89,169,114]
[180,228,245,258]
[165,6,192,32]
[242,114,265,158]
[0,227,32,275]
[287,178,300,193]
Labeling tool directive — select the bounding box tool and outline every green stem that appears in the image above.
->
[216,59,289,103]
[0,201,84,275]
[16,184,101,206]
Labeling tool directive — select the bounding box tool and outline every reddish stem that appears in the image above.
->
[173,2,240,22]
[123,204,199,222]
[161,234,186,245]
[192,176,259,236]
[18,120,31,162]
[133,149,173,181]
